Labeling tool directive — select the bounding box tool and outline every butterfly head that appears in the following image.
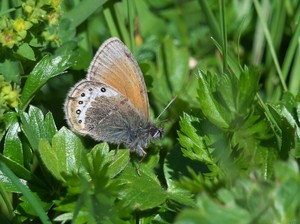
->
[150,124,164,140]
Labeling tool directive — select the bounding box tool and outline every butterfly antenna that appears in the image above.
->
[156,96,177,121]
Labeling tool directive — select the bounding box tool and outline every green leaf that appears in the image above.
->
[107,149,130,178]
[16,43,35,61]
[175,159,300,224]
[3,111,18,128]
[116,164,166,213]
[3,121,23,165]
[217,73,236,113]
[0,59,22,83]
[235,67,260,114]
[0,162,51,224]
[178,113,217,166]
[1,112,18,141]
[39,127,85,182]
[166,186,196,209]
[18,194,53,218]
[175,194,251,224]
[83,143,130,179]
[20,106,57,151]
[0,153,48,191]
[63,0,108,30]
[268,104,299,159]
[273,160,300,222]
[54,143,124,224]
[152,37,190,104]
[19,43,76,111]
[197,71,230,128]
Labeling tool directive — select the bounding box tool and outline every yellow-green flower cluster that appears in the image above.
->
[22,0,61,24]
[0,0,62,48]
[0,17,32,48]
[0,75,20,121]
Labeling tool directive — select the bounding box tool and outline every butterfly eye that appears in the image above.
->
[101,87,106,92]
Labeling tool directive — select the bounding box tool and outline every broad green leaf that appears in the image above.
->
[197,71,230,128]
[117,164,166,213]
[3,111,18,128]
[107,149,130,178]
[39,127,85,182]
[1,112,20,141]
[16,43,35,61]
[44,112,58,140]
[3,121,23,165]
[19,43,76,110]
[20,106,57,151]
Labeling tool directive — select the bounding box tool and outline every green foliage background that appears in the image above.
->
[1,0,300,223]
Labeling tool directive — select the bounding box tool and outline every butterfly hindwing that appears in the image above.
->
[64,80,119,135]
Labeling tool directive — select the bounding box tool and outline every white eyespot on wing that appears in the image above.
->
[64,80,119,135]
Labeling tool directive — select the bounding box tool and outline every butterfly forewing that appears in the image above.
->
[87,38,149,119]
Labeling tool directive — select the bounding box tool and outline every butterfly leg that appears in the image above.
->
[137,148,147,176]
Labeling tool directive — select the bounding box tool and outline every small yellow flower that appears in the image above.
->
[5,90,20,108]
[1,85,12,95]
[13,18,32,32]
[51,0,62,8]
[13,18,32,39]
[0,82,20,108]
[23,4,33,14]
[48,12,59,26]
[0,29,17,48]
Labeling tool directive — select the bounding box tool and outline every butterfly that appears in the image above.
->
[64,37,163,157]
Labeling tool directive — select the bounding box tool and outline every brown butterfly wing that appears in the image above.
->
[86,37,149,120]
